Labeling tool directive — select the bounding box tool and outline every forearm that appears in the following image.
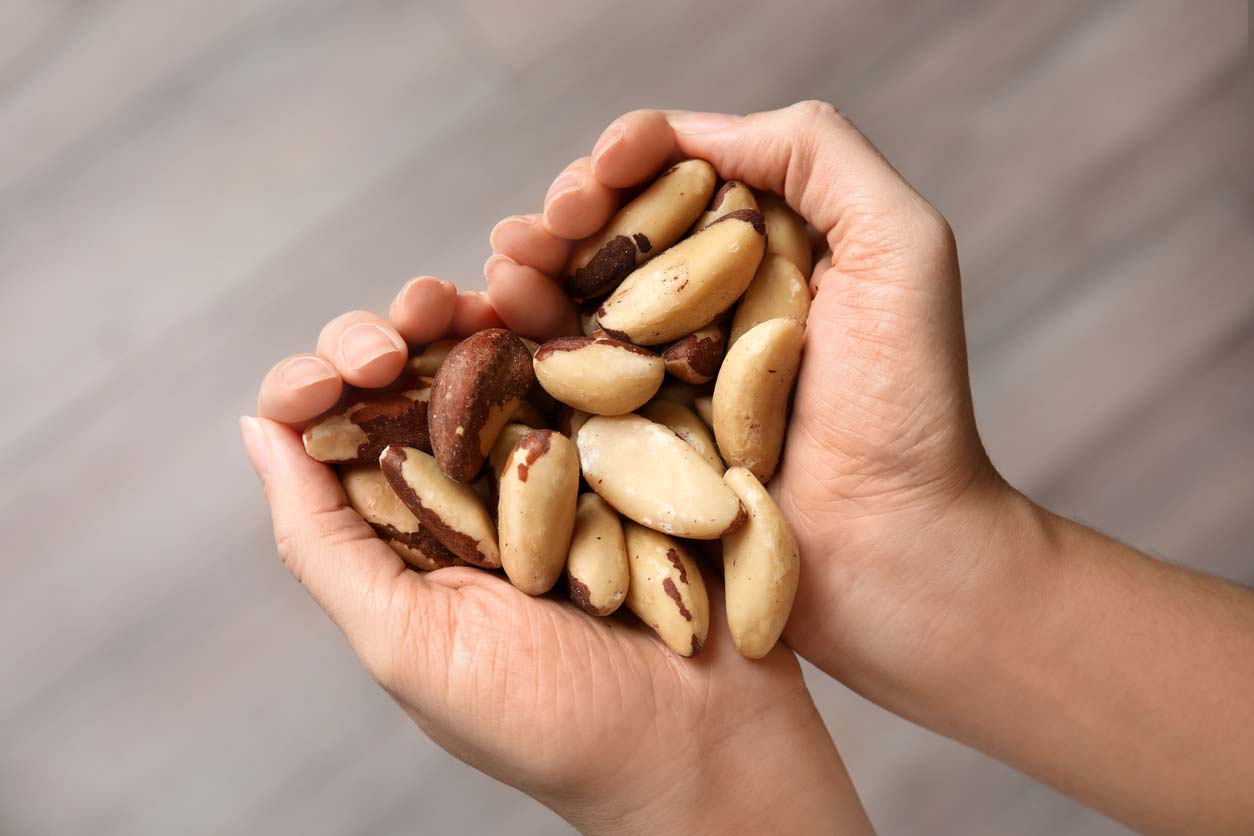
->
[837,485,1254,835]
[553,702,873,836]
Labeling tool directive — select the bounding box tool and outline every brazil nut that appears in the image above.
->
[339,464,459,570]
[623,523,709,657]
[660,320,727,385]
[691,180,759,233]
[565,159,716,300]
[303,377,434,464]
[565,493,630,616]
[534,336,664,415]
[498,430,580,595]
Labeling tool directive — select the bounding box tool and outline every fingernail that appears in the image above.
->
[339,323,403,371]
[546,171,585,204]
[239,416,270,482]
[483,253,517,281]
[668,112,739,135]
[591,123,626,163]
[278,355,338,391]
[489,216,533,249]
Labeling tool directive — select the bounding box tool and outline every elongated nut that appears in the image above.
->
[596,209,766,345]
[303,378,433,463]
[577,414,744,539]
[729,254,811,347]
[566,494,629,615]
[339,464,459,570]
[660,320,727,384]
[639,400,723,473]
[758,193,812,276]
[407,339,458,377]
[722,467,800,659]
[534,336,664,415]
[565,160,716,300]
[498,430,580,595]
[489,423,536,479]
[712,318,804,482]
[623,523,709,656]
[693,396,713,428]
[380,445,501,568]
[429,328,535,482]
[691,180,759,232]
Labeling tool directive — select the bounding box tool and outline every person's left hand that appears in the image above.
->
[242,299,871,835]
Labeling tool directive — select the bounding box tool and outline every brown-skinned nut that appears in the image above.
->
[728,254,811,347]
[577,414,745,539]
[407,338,458,377]
[498,430,580,595]
[660,321,727,384]
[623,523,709,657]
[380,445,501,568]
[639,399,723,473]
[721,467,800,659]
[757,193,812,276]
[533,336,664,416]
[566,494,630,616]
[565,160,716,300]
[690,180,759,233]
[303,377,434,464]
[596,209,766,345]
[428,328,535,482]
[712,317,804,483]
[339,464,460,570]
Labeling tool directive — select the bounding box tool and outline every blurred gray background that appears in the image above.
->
[1,1,1249,834]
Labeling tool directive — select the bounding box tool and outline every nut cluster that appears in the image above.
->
[301,159,812,659]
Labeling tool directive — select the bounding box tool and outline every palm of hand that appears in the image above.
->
[373,558,810,805]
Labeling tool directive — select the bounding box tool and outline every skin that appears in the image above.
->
[248,102,1254,835]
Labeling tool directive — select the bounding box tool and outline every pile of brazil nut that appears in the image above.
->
[302,159,812,659]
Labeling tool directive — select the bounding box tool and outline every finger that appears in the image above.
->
[542,156,618,240]
[590,110,677,188]
[489,214,571,276]
[388,276,458,346]
[316,311,409,389]
[239,416,444,665]
[450,290,505,337]
[257,353,343,426]
[665,101,939,252]
[484,254,579,340]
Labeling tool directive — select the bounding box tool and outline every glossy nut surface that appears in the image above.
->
[533,336,664,415]
[624,523,709,657]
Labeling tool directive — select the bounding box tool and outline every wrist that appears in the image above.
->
[549,698,871,836]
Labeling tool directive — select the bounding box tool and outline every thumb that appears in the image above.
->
[239,416,440,678]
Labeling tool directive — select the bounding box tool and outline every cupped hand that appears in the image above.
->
[486,103,1008,711]
[243,297,869,835]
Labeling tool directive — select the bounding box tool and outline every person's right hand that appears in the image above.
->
[486,102,1005,710]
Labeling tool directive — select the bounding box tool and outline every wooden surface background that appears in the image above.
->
[1,1,1249,834]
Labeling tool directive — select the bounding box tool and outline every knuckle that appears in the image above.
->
[789,99,846,128]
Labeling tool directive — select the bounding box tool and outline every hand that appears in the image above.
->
[485,102,1000,702]
[242,300,872,835]
[489,102,1254,836]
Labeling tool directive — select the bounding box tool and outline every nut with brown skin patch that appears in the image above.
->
[379,445,501,568]
[623,523,709,657]
[303,377,434,464]
[712,317,804,483]
[722,467,800,659]
[660,320,727,384]
[498,430,580,595]
[639,399,723,473]
[757,192,813,277]
[338,464,460,571]
[690,180,759,233]
[596,209,766,345]
[729,254,811,348]
[534,336,664,415]
[576,414,744,539]
[565,494,629,616]
[428,328,535,482]
[564,159,716,300]
[488,423,535,480]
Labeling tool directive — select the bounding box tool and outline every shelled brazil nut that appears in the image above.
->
[339,464,460,571]
[303,375,433,464]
